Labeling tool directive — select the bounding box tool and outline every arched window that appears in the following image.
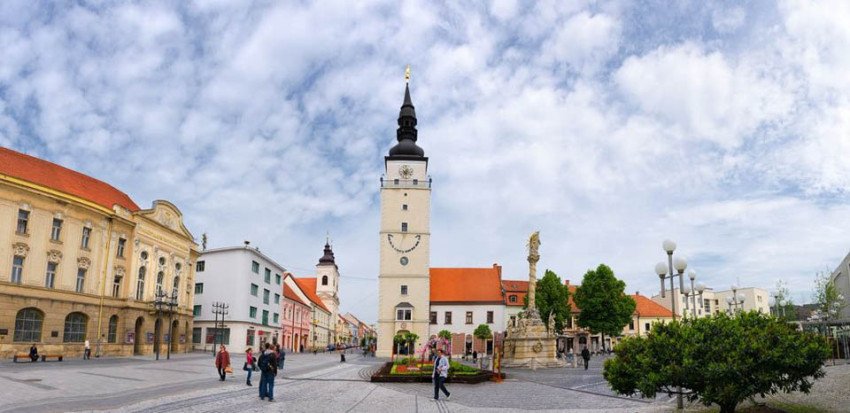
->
[136,266,146,300]
[156,272,164,294]
[173,276,180,298]
[14,308,43,342]
[321,275,328,286]
[108,315,119,343]
[63,312,88,343]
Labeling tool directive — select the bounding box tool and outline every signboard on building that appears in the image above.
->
[146,332,154,344]
[125,331,135,344]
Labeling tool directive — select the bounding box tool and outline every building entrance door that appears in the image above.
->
[134,317,144,355]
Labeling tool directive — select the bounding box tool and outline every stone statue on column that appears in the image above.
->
[526,231,541,320]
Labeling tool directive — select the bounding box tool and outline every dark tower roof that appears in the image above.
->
[318,241,336,266]
[387,83,425,159]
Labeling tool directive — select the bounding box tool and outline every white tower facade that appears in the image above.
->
[376,83,431,357]
[315,242,340,344]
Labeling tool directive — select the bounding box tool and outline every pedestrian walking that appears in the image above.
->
[29,343,39,362]
[244,347,255,386]
[567,347,575,367]
[581,346,591,370]
[258,343,278,402]
[432,348,451,401]
[84,339,91,360]
[215,345,231,381]
[472,350,478,363]
[279,347,286,370]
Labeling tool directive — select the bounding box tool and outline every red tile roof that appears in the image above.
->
[632,294,674,318]
[293,277,330,312]
[0,147,140,211]
[502,280,528,292]
[430,267,503,303]
[502,280,528,307]
[283,283,310,307]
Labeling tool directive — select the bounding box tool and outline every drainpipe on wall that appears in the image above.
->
[95,217,114,355]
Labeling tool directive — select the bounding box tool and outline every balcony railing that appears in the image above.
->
[380,177,432,189]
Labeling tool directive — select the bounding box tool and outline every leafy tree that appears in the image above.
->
[438,330,452,340]
[814,270,846,323]
[604,312,830,413]
[473,324,492,340]
[523,269,572,333]
[573,264,635,349]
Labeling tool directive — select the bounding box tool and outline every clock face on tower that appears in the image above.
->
[387,234,421,254]
[399,165,414,179]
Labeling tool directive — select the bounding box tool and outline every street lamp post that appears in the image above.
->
[726,286,745,314]
[152,288,166,361]
[654,239,687,410]
[681,271,705,318]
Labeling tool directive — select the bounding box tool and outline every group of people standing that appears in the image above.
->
[214,343,286,402]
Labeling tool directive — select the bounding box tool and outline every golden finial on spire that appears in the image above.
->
[405,64,411,83]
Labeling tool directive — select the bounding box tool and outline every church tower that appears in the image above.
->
[376,80,431,357]
[315,241,340,344]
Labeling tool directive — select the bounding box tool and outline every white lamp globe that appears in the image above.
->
[662,239,677,253]
[673,257,688,272]
[696,283,705,293]
[688,270,696,281]
[726,297,733,304]
[682,285,691,295]
[655,262,668,277]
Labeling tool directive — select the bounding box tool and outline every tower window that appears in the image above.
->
[413,179,418,185]
[402,204,408,211]
[401,285,408,295]
[401,222,408,232]
[322,275,328,286]
[394,179,399,185]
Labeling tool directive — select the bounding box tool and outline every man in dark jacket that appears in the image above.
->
[29,343,39,362]
[258,343,278,402]
[581,346,591,370]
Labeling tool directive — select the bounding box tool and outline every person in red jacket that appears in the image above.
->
[215,345,231,381]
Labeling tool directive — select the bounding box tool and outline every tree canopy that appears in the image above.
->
[525,269,572,333]
[604,312,830,413]
[473,324,492,340]
[438,329,452,340]
[573,264,635,345]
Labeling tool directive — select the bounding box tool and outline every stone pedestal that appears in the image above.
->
[501,310,565,369]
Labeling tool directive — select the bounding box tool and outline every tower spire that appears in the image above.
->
[388,67,425,159]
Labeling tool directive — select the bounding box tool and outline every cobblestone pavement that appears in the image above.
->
[0,352,675,412]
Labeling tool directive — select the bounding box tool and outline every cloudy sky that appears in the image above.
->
[2,1,849,322]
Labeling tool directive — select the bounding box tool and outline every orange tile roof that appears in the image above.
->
[283,283,310,307]
[0,147,140,211]
[502,280,528,292]
[293,277,330,312]
[632,294,674,318]
[430,267,503,303]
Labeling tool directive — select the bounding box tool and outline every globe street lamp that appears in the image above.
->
[682,271,705,318]
[654,239,686,410]
[726,285,745,313]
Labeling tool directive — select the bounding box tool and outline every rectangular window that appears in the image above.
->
[192,327,202,344]
[445,312,452,325]
[645,323,651,331]
[401,285,408,295]
[262,310,269,325]
[703,299,710,311]
[264,268,271,283]
[45,262,57,288]
[402,204,408,211]
[466,311,473,324]
[275,273,281,285]
[393,178,399,185]
[273,313,279,324]
[193,305,202,316]
[194,283,204,294]
[112,276,121,297]
[196,261,205,272]
[401,222,408,232]
[430,311,437,324]
[396,309,412,321]
[16,209,29,234]
[51,218,63,241]
[249,306,257,318]
[263,289,270,304]
[274,293,280,304]
[81,227,91,249]
[11,256,24,284]
[75,268,86,293]
[629,320,635,330]
[116,238,126,257]
[251,284,258,296]
[205,328,230,345]
[413,179,418,186]
[251,261,259,273]
[486,311,494,324]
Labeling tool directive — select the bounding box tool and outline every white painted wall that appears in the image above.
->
[428,304,505,337]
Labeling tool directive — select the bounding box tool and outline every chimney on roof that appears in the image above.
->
[493,263,502,279]
[564,279,570,287]
[636,290,639,296]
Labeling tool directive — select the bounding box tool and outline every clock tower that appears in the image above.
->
[376,81,431,358]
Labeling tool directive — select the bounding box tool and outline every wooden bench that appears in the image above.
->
[12,353,38,362]
[41,354,63,362]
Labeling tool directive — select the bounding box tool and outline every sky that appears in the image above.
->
[2,1,849,323]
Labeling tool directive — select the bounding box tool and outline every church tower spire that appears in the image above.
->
[388,75,425,159]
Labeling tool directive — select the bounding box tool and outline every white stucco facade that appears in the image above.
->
[192,246,284,353]
[428,304,504,337]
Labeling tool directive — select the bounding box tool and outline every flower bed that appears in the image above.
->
[371,360,505,383]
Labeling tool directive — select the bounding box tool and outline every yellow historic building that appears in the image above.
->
[0,147,199,359]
